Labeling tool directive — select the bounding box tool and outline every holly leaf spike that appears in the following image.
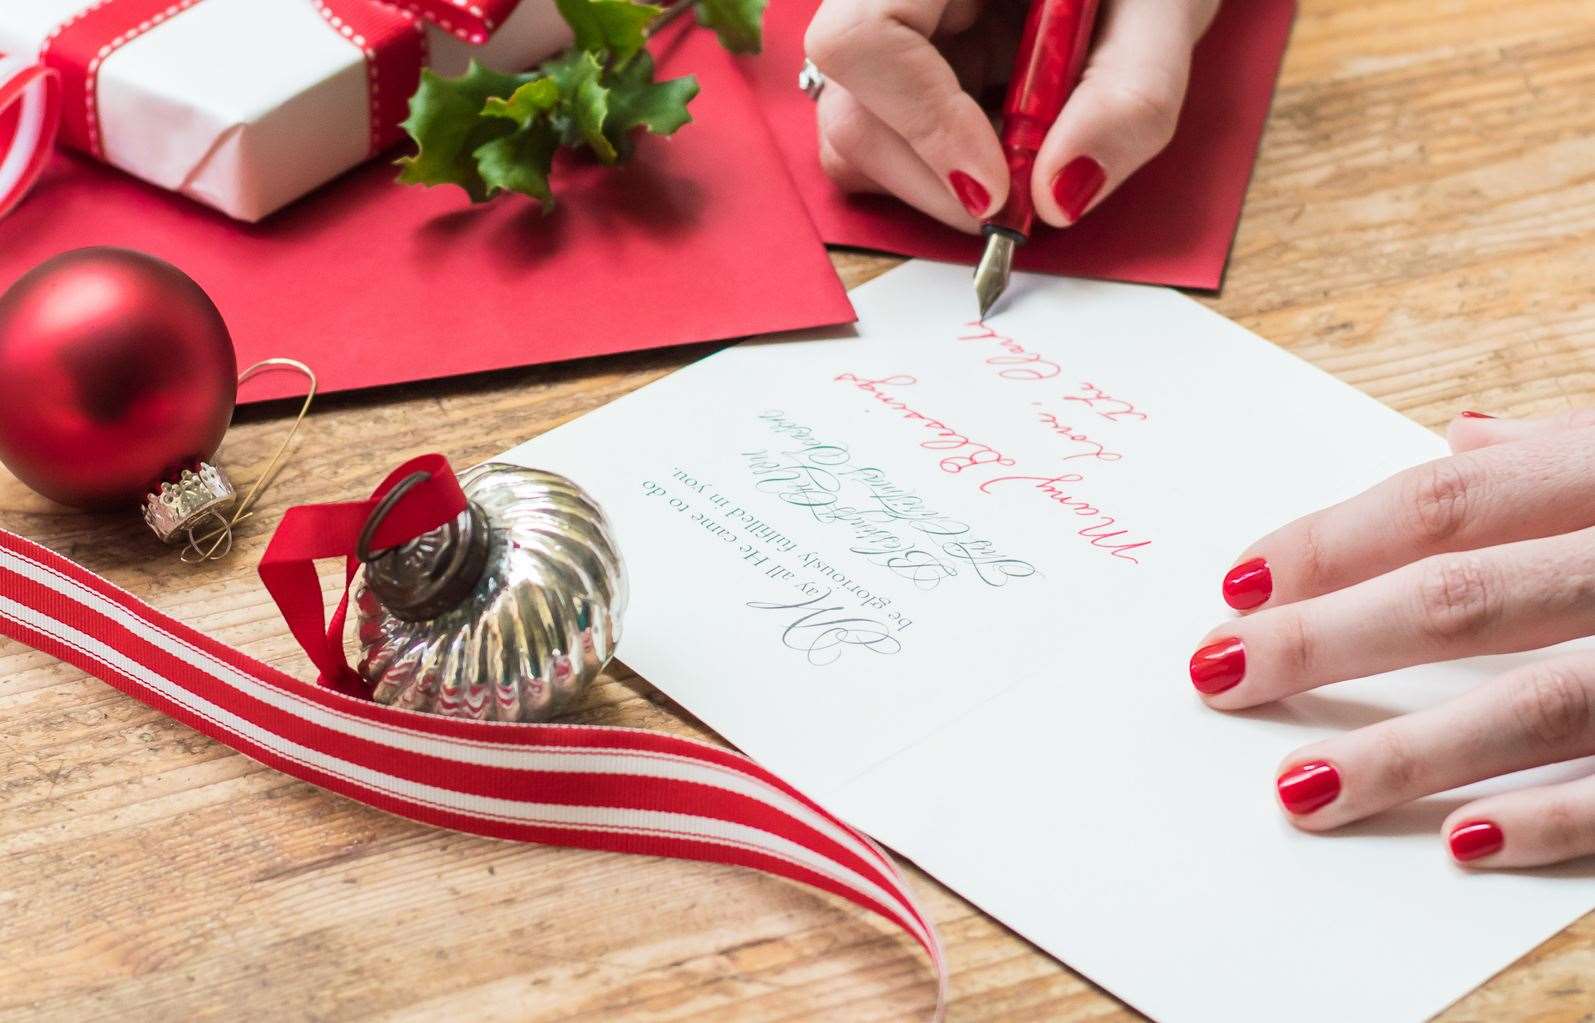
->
[603,51,699,158]
[482,77,561,127]
[693,0,765,54]
[475,120,561,208]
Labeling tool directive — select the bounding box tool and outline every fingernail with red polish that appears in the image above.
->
[1051,156,1106,222]
[1189,637,1245,694]
[1449,820,1504,862]
[1460,411,1496,419]
[1223,557,1272,611]
[948,171,990,218]
[1277,761,1340,815]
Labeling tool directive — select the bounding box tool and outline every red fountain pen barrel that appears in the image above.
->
[988,0,1101,239]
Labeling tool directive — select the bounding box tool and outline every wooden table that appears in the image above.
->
[4,0,1595,1018]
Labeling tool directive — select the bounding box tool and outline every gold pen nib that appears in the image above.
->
[973,230,1017,320]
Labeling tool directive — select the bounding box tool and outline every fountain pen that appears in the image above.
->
[973,0,1102,319]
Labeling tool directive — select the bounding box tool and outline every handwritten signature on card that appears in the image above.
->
[1032,407,1124,462]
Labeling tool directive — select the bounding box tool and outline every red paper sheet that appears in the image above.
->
[0,24,853,404]
[745,0,1297,290]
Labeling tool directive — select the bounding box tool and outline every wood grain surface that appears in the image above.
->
[5,0,1595,1018]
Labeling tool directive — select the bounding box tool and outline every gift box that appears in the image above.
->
[0,0,571,221]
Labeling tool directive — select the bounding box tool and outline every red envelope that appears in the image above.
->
[0,23,853,404]
[745,0,1297,290]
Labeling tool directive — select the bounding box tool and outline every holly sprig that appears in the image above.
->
[396,0,765,210]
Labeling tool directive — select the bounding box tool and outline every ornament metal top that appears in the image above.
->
[353,462,626,723]
[142,463,238,544]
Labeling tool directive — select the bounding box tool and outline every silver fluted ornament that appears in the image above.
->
[353,462,626,722]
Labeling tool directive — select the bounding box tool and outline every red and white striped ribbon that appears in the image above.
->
[0,522,947,1015]
[0,53,59,220]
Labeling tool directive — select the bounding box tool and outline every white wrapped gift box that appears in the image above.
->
[0,0,571,221]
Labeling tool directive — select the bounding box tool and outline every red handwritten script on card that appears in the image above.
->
[0,24,853,404]
[746,0,1297,289]
[814,313,1154,565]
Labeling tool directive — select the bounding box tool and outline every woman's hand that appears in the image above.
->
[803,0,1220,231]
[1192,410,1595,868]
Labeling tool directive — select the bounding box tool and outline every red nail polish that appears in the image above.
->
[1189,637,1245,694]
[1449,820,1504,862]
[1050,156,1106,222]
[1222,557,1272,611]
[1277,761,1340,815]
[948,171,990,217]
[1459,411,1495,419]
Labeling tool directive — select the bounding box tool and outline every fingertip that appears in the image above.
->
[1447,406,1595,455]
[1029,68,1183,226]
[947,169,995,220]
[952,117,1012,220]
[1189,633,1246,700]
[1276,797,1339,829]
[1222,555,1273,612]
[1275,759,1342,819]
[1031,169,1069,228]
[1046,154,1109,226]
[1445,410,1507,454]
[1447,818,1505,865]
[818,86,994,232]
[807,2,1010,221]
[1441,800,1499,861]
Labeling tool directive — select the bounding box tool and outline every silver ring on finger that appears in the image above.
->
[799,59,826,101]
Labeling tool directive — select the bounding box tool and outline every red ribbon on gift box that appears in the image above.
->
[0,0,530,217]
[0,454,947,1017]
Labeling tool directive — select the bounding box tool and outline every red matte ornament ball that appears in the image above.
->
[0,247,237,509]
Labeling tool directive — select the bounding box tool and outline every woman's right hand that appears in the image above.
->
[803,0,1220,232]
[1192,409,1595,868]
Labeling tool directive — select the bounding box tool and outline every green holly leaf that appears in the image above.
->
[694,0,765,54]
[396,0,724,212]
[475,119,561,208]
[603,51,699,158]
[481,76,560,127]
[542,49,618,162]
[569,67,618,163]
[396,62,527,202]
[554,0,661,64]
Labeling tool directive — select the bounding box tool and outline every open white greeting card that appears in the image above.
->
[499,261,1595,1021]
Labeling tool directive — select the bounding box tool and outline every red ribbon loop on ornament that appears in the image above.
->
[0,53,60,219]
[258,452,468,693]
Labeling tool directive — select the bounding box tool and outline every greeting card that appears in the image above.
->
[496,260,1595,1022]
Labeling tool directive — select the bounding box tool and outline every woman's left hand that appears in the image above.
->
[1192,409,1595,868]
